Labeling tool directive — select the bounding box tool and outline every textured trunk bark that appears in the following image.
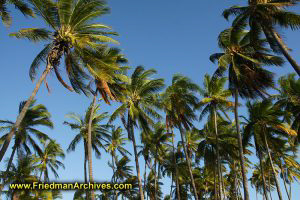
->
[268,28,300,76]
[279,162,291,200]
[178,126,198,200]
[0,64,51,163]
[129,117,145,200]
[234,89,250,200]
[213,106,223,200]
[87,95,97,200]
[264,133,283,200]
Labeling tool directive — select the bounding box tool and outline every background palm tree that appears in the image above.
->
[0,100,53,173]
[0,0,119,163]
[110,66,165,200]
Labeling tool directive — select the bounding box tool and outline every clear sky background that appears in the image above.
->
[0,0,299,199]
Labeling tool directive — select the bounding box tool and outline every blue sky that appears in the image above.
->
[0,0,299,199]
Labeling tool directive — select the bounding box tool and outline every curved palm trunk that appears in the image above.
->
[279,162,291,200]
[266,28,300,76]
[128,117,145,200]
[263,133,283,200]
[213,106,223,200]
[87,95,97,200]
[234,89,250,200]
[178,126,198,200]
[84,141,89,200]
[259,153,269,200]
[6,143,18,173]
[0,65,52,163]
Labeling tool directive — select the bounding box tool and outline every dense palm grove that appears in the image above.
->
[0,0,300,199]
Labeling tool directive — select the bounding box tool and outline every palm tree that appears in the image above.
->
[0,0,34,27]
[64,105,111,199]
[106,126,131,200]
[0,100,53,172]
[0,0,118,163]
[0,152,38,200]
[210,26,284,200]
[223,0,300,76]
[196,74,233,199]
[34,139,65,182]
[160,74,199,200]
[243,99,297,200]
[109,66,165,200]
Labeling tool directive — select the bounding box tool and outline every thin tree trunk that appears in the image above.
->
[263,133,283,200]
[213,106,223,200]
[259,153,269,200]
[234,89,250,200]
[154,147,158,200]
[87,94,97,200]
[171,130,181,200]
[129,117,145,200]
[279,161,291,200]
[178,126,198,200]
[0,65,52,163]
[214,163,217,200]
[6,143,17,172]
[289,182,291,200]
[268,170,273,200]
[267,28,300,76]
[144,159,147,199]
[84,143,89,200]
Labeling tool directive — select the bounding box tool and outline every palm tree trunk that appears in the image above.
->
[154,147,158,200]
[128,117,145,200]
[6,143,17,172]
[178,126,198,200]
[263,133,283,200]
[213,106,223,200]
[0,64,52,163]
[214,163,217,200]
[171,129,181,200]
[267,28,300,76]
[234,89,250,200]
[279,161,290,200]
[268,170,273,200]
[84,142,89,200]
[144,159,147,199]
[87,94,97,200]
[259,153,269,200]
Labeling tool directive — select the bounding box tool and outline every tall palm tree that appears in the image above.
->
[34,139,65,182]
[160,74,199,200]
[0,100,53,172]
[64,105,111,199]
[196,74,233,199]
[243,99,297,200]
[109,66,165,200]
[0,0,118,163]
[210,26,284,200]
[0,0,34,27]
[223,0,300,76]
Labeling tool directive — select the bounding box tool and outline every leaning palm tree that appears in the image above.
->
[34,139,65,182]
[0,100,53,172]
[0,0,34,27]
[64,105,111,200]
[196,74,233,200]
[109,66,165,200]
[210,26,284,200]
[160,74,199,200]
[223,0,300,76]
[0,0,119,163]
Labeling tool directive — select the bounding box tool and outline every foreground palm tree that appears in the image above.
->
[160,74,199,200]
[0,0,118,163]
[223,0,300,76]
[0,100,53,172]
[110,66,165,200]
[210,26,284,200]
[0,0,34,27]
